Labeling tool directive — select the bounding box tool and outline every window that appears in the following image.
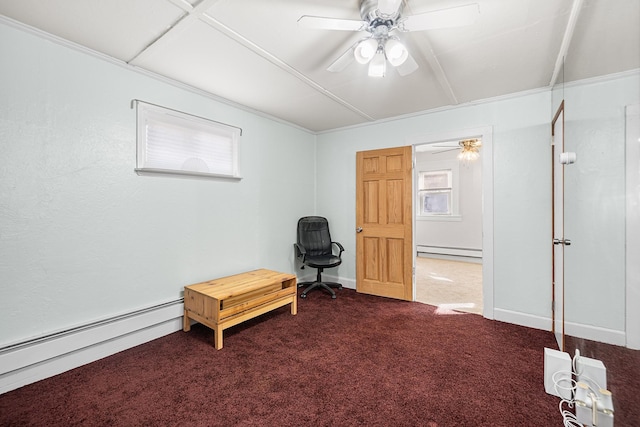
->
[134,101,241,179]
[418,170,452,216]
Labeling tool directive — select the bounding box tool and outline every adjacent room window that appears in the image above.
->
[418,170,452,216]
[134,101,241,179]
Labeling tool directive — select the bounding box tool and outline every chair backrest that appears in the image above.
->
[297,216,333,257]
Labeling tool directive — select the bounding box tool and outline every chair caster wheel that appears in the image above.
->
[331,295,337,299]
[300,294,307,299]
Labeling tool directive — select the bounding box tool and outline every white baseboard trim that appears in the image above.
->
[494,308,552,332]
[493,308,626,347]
[296,274,355,290]
[0,300,184,395]
[564,321,627,347]
[326,274,355,290]
[417,245,482,258]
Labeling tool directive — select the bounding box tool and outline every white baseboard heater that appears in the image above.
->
[0,299,184,395]
[417,245,482,258]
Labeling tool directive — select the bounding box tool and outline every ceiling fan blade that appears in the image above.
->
[298,15,368,31]
[396,53,418,76]
[432,148,460,155]
[401,3,479,32]
[327,45,356,72]
[377,0,403,16]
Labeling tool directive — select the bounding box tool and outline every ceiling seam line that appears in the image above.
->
[165,0,194,12]
[419,36,459,105]
[549,0,584,87]
[126,0,223,64]
[402,1,458,106]
[198,13,376,122]
[126,12,190,64]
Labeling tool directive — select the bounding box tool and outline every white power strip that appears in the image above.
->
[576,354,607,390]
[544,348,572,399]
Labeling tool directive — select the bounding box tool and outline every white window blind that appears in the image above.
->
[418,170,453,216]
[134,101,241,179]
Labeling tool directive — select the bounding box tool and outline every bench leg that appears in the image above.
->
[183,310,191,332]
[214,328,223,350]
[291,296,297,315]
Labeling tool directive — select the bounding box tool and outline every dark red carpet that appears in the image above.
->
[1,289,638,426]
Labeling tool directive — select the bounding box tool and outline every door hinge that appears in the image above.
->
[553,238,572,246]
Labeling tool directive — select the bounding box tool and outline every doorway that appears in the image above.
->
[409,127,494,318]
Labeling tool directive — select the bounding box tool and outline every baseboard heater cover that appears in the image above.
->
[417,245,482,258]
[0,299,184,394]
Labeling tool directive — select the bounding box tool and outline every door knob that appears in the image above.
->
[356,227,363,233]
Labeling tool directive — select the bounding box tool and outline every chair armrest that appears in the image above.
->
[294,243,307,261]
[332,241,345,256]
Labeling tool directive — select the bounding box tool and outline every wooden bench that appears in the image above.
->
[183,269,297,349]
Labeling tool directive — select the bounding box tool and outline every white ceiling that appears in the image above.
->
[1,0,638,132]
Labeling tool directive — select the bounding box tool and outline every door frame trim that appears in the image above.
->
[626,103,640,349]
[407,126,494,319]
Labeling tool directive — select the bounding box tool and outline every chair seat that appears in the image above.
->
[304,255,342,269]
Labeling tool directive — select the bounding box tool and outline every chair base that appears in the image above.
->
[298,280,342,299]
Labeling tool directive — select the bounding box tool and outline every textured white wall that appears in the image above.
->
[316,73,639,339]
[316,92,552,319]
[0,23,316,347]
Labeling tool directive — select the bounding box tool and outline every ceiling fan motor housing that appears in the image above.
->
[360,0,403,24]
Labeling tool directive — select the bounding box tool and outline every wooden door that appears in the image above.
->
[552,101,565,352]
[356,146,413,300]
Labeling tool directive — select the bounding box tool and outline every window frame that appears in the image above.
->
[416,163,461,221]
[134,100,242,180]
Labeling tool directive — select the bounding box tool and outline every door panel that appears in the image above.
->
[364,237,380,280]
[356,146,413,301]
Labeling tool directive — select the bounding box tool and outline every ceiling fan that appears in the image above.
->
[298,0,479,77]
[430,138,482,162]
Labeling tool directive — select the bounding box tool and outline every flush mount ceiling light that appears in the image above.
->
[298,0,479,77]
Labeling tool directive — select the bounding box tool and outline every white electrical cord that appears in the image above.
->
[553,369,579,426]
[559,399,581,427]
[552,350,605,427]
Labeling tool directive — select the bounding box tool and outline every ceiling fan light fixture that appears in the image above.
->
[368,50,386,77]
[458,148,479,163]
[354,38,378,64]
[457,139,481,164]
[385,38,408,66]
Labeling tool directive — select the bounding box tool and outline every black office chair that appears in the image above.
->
[294,216,344,299]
